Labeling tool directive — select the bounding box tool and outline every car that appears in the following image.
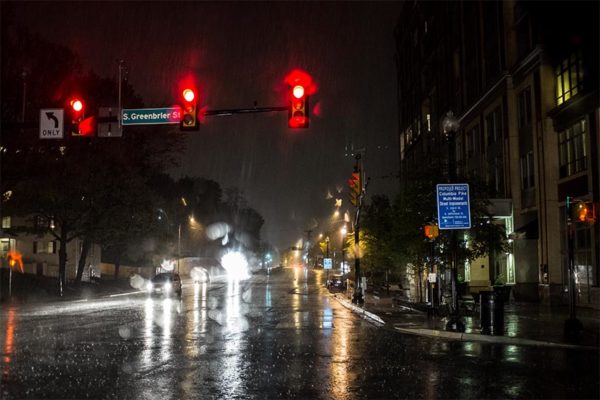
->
[147,272,182,298]
[327,273,347,291]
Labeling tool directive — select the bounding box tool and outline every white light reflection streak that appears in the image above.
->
[221,279,242,394]
[291,267,301,329]
[161,298,172,362]
[330,303,349,399]
[265,283,272,308]
[142,297,155,368]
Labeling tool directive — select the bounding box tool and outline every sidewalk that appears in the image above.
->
[0,272,141,304]
[333,289,600,350]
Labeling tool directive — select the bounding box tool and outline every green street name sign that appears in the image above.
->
[121,107,182,125]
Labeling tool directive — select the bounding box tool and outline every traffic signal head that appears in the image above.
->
[67,97,94,136]
[285,69,314,129]
[348,172,361,207]
[180,87,199,131]
[424,224,439,240]
[571,201,597,224]
[289,84,308,128]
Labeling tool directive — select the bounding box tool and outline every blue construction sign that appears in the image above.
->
[436,183,471,230]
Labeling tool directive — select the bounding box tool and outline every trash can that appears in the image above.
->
[480,290,504,335]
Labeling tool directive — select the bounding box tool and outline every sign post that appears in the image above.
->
[437,183,470,332]
[324,257,332,289]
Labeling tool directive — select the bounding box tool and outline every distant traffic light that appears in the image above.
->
[180,87,199,131]
[570,201,597,224]
[424,224,439,239]
[348,172,361,207]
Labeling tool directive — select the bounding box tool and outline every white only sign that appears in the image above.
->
[40,109,64,139]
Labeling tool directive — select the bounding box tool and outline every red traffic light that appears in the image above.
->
[183,88,195,102]
[180,86,199,131]
[70,98,83,112]
[285,69,315,129]
[292,85,305,99]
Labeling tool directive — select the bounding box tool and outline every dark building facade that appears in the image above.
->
[395,1,599,307]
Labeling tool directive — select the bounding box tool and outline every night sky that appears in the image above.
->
[7,1,402,250]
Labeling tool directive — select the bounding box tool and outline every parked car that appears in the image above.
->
[147,272,182,298]
[327,273,347,291]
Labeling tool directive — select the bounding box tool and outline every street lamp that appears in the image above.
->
[442,111,465,332]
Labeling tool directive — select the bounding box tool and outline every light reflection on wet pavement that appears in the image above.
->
[1,267,598,399]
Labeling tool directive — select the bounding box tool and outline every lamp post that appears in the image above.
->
[442,111,465,332]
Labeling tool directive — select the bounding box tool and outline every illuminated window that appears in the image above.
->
[505,218,516,285]
[556,50,583,106]
[2,216,10,229]
[574,225,594,287]
[558,119,587,178]
[33,241,56,254]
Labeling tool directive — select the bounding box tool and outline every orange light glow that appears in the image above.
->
[7,250,24,273]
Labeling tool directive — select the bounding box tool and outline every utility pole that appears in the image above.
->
[564,196,583,341]
[352,152,365,305]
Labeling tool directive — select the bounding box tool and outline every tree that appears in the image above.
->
[1,22,182,287]
[361,165,508,287]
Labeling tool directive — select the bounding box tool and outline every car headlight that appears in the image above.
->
[164,282,172,292]
[146,282,153,292]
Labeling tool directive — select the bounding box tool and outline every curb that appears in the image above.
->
[394,327,598,351]
[333,294,385,326]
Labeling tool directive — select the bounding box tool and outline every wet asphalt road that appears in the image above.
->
[1,267,598,399]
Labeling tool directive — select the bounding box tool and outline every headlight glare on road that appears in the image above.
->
[221,251,250,281]
[146,282,153,292]
[164,282,172,292]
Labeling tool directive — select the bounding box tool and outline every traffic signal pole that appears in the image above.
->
[564,196,583,341]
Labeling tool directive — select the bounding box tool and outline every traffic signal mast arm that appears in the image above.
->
[203,105,289,117]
